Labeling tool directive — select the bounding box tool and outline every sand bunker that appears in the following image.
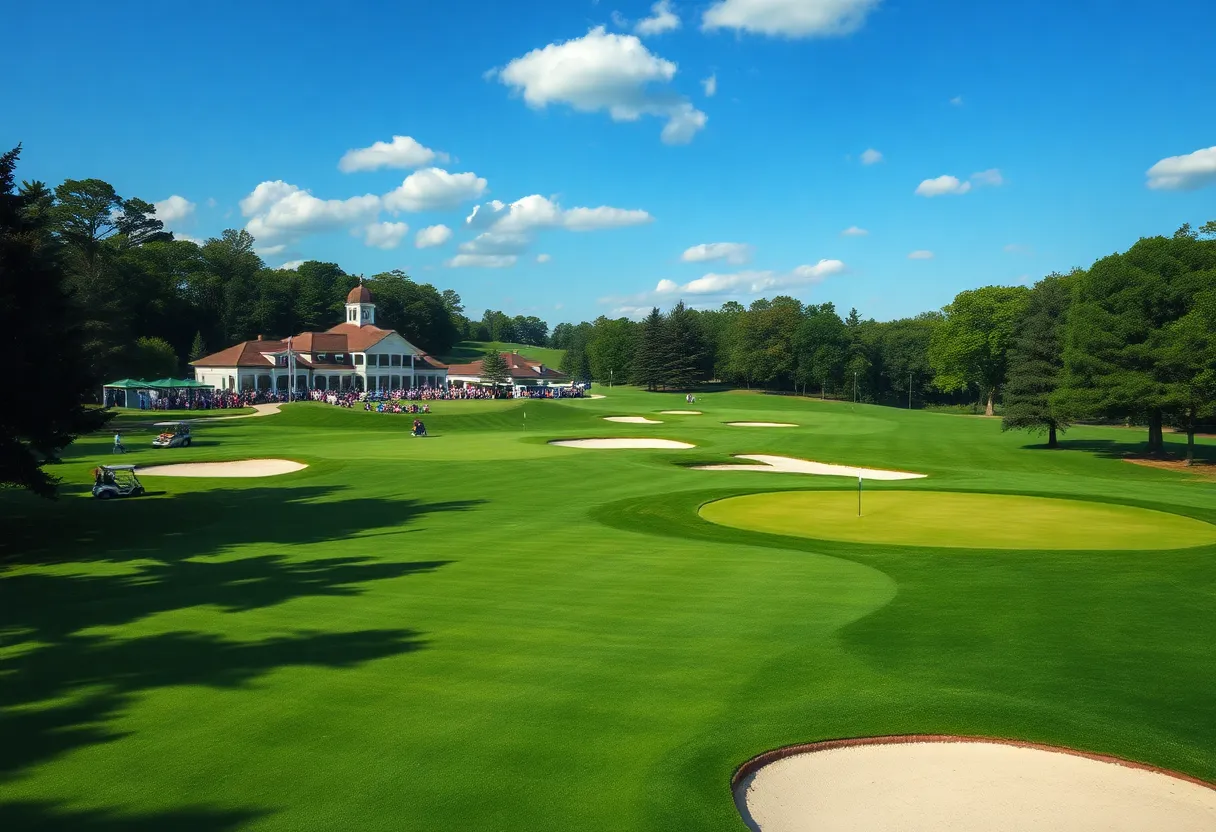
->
[735,737,1216,832]
[137,459,307,477]
[696,455,925,481]
[660,410,701,415]
[587,394,607,399]
[603,416,662,424]
[726,421,798,428]
[155,403,283,425]
[549,439,694,450]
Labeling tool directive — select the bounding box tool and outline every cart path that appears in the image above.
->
[154,403,283,426]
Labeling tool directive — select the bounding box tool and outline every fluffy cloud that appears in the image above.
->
[255,244,287,256]
[174,232,206,245]
[361,221,409,250]
[446,254,517,268]
[467,194,652,234]
[1145,146,1216,191]
[338,135,449,173]
[840,226,868,236]
[860,148,883,165]
[635,0,680,35]
[915,175,971,197]
[537,253,552,263]
[702,73,717,97]
[154,195,195,225]
[491,27,707,145]
[654,259,846,296]
[383,168,488,212]
[458,231,531,256]
[914,169,1003,197]
[240,181,381,244]
[681,242,753,265]
[702,0,880,37]
[908,250,934,259]
[278,260,306,271]
[415,224,453,248]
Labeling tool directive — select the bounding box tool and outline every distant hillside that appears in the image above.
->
[441,341,566,369]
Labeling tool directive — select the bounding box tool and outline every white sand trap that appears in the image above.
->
[155,403,283,425]
[604,416,662,424]
[726,421,798,428]
[695,454,925,481]
[735,738,1216,832]
[549,438,694,450]
[587,394,607,399]
[137,459,307,477]
[660,410,702,415]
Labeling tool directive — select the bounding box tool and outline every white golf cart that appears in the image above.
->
[153,422,193,448]
[92,464,146,499]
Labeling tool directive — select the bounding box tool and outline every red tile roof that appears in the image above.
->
[346,284,372,304]
[446,353,567,380]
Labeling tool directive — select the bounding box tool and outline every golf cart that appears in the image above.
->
[153,422,193,448]
[92,464,145,499]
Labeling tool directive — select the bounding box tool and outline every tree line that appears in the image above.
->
[552,222,1216,462]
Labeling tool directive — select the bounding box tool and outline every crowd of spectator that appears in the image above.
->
[114,383,587,411]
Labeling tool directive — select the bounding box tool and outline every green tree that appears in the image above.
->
[663,301,705,389]
[586,316,637,384]
[0,146,111,497]
[130,336,180,379]
[632,307,668,390]
[368,270,461,355]
[929,285,1031,416]
[189,331,207,361]
[480,350,510,386]
[1155,278,1216,464]
[1002,272,1076,447]
[559,323,592,381]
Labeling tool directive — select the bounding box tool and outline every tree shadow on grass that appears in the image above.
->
[0,487,475,821]
[0,800,263,831]
[1045,437,1216,464]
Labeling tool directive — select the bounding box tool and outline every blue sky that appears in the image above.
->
[6,0,1215,324]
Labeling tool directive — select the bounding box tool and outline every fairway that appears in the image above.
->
[700,490,1216,550]
[3,389,1216,831]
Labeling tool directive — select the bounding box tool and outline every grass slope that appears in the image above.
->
[2,388,1214,830]
[441,340,565,368]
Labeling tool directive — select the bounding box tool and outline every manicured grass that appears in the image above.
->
[700,490,1216,550]
[2,387,1214,830]
[441,340,565,368]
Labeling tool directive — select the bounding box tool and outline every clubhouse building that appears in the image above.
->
[447,352,571,389]
[191,285,449,392]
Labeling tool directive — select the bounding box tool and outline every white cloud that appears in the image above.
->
[446,254,518,268]
[240,181,381,244]
[383,168,487,212]
[459,231,531,256]
[840,226,869,236]
[415,224,453,248]
[1145,146,1216,191]
[702,73,717,97]
[950,95,963,106]
[971,168,1004,187]
[635,0,680,35]
[174,232,205,245]
[860,148,883,165]
[537,253,552,263]
[338,135,449,173]
[915,175,971,197]
[654,259,846,296]
[491,26,707,145]
[154,195,196,226]
[255,244,287,256]
[205,197,218,209]
[468,194,652,234]
[908,250,934,259]
[278,260,306,271]
[680,242,753,265]
[362,221,409,250]
[702,0,880,37]
[611,9,629,27]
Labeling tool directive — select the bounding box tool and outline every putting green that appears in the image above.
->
[700,490,1216,550]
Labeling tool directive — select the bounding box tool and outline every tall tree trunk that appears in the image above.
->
[1048,423,1057,449]
[1146,408,1164,456]
[985,388,995,417]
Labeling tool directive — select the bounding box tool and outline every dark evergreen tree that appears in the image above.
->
[0,145,111,497]
[480,350,510,386]
[631,307,668,390]
[1002,272,1076,447]
[663,301,704,389]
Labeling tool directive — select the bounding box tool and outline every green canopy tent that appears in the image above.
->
[102,379,152,408]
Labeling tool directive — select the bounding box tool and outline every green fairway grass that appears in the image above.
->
[441,339,566,368]
[2,388,1215,830]
[700,490,1216,550]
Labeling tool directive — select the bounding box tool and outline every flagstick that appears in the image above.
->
[858,475,862,517]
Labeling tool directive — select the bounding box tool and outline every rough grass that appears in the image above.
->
[1,387,1214,830]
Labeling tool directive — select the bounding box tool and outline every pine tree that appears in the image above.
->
[631,307,667,390]
[480,350,510,386]
[663,301,704,390]
[1002,272,1074,447]
[189,331,207,362]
